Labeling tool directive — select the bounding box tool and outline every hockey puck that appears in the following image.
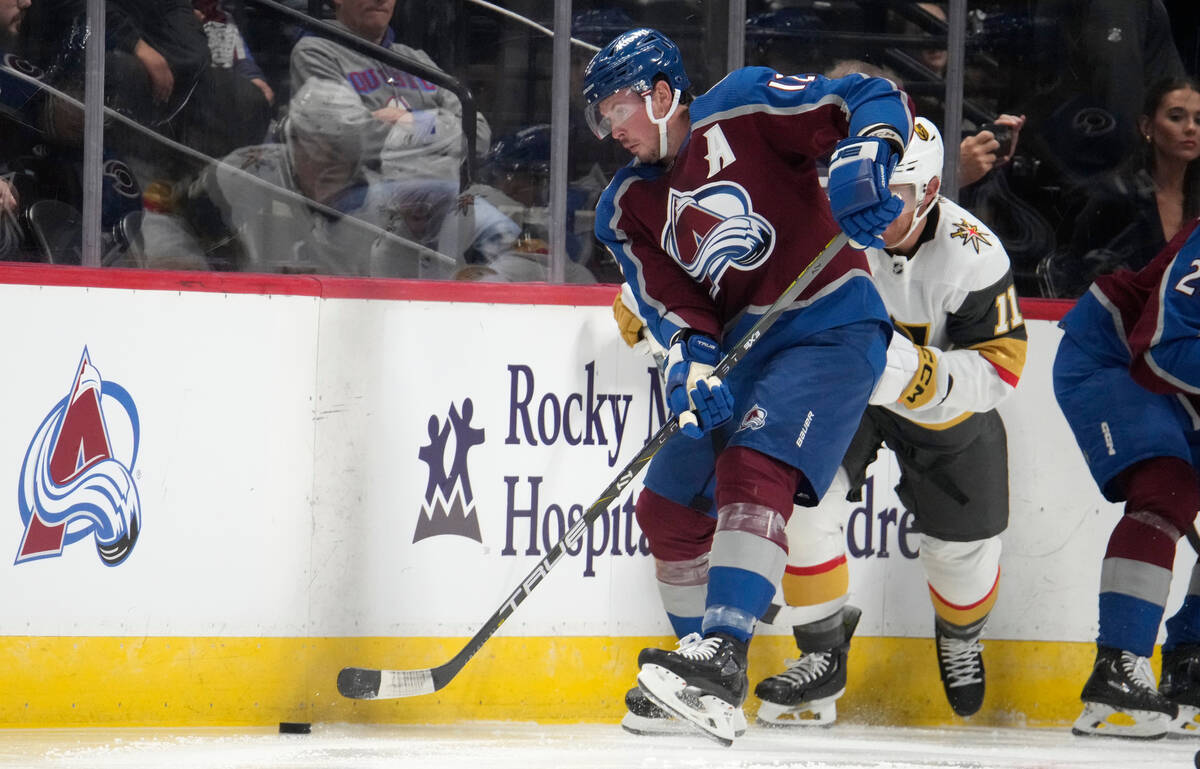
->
[279,722,311,734]
[1194,748,1200,769]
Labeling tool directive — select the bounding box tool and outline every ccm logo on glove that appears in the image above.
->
[900,345,952,410]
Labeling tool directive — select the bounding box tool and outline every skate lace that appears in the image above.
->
[1119,652,1158,693]
[938,635,983,688]
[772,652,833,685]
[674,632,724,661]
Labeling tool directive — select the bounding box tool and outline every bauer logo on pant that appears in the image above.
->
[413,398,484,543]
[16,348,142,566]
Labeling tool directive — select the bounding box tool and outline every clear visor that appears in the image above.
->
[888,182,918,212]
[585,88,646,140]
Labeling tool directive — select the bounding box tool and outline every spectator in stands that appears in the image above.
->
[875,4,1053,292]
[0,0,29,45]
[1031,0,1185,184]
[0,0,30,217]
[0,0,149,264]
[289,0,489,179]
[21,0,278,176]
[881,2,1030,189]
[185,0,276,160]
[1050,76,1200,297]
[203,78,520,279]
[104,0,211,127]
[824,59,1027,190]
[473,124,602,283]
[280,1,596,282]
[206,77,403,275]
[957,117,1026,187]
[914,2,948,77]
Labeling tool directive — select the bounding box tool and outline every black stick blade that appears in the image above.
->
[338,667,383,699]
[337,666,438,699]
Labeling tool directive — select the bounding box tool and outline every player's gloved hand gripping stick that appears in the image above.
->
[337,232,851,700]
[666,332,734,437]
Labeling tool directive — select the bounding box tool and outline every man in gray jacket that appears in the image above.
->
[289,0,489,180]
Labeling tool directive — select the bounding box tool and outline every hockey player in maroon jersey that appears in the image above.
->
[584,28,912,743]
[1055,218,1200,738]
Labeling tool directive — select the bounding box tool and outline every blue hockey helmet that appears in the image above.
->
[485,124,551,176]
[582,28,689,139]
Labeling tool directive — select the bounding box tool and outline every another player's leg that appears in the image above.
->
[1159,562,1200,735]
[756,468,856,726]
[756,604,861,726]
[1160,441,1200,735]
[1072,457,1197,738]
[1075,647,1176,739]
[637,446,796,745]
[889,409,1010,718]
[921,534,999,717]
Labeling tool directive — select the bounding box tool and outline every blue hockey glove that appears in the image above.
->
[827,136,904,249]
[666,332,733,438]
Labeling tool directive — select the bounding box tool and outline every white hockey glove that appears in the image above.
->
[870,332,953,412]
[869,331,920,405]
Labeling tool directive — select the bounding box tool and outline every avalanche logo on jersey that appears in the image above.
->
[16,348,142,567]
[414,399,484,543]
[661,181,775,297]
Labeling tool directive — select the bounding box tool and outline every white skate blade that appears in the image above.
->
[1167,703,1200,737]
[637,664,745,746]
[756,691,842,727]
[1071,701,1171,739]
[619,710,691,736]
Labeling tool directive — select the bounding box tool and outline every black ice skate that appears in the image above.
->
[1159,644,1200,736]
[934,620,985,717]
[620,685,691,736]
[1072,645,1177,739]
[755,605,862,726]
[636,632,749,746]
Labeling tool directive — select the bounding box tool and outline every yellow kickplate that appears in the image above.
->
[0,635,1110,728]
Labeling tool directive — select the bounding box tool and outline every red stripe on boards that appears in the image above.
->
[0,263,1078,316]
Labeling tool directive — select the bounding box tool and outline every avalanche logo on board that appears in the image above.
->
[15,348,142,566]
[413,399,484,543]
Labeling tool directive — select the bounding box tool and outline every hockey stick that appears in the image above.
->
[337,231,851,700]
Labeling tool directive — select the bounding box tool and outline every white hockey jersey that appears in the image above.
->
[867,196,1027,428]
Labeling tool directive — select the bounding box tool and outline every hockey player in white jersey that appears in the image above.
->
[754,117,1028,724]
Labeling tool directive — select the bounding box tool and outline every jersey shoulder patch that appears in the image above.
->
[946,215,994,254]
[932,201,1011,286]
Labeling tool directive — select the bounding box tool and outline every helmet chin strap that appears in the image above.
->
[643,89,682,160]
[887,194,939,251]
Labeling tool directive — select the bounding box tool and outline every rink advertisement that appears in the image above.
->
[0,268,1186,728]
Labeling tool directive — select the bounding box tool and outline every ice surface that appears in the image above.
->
[0,722,1192,769]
